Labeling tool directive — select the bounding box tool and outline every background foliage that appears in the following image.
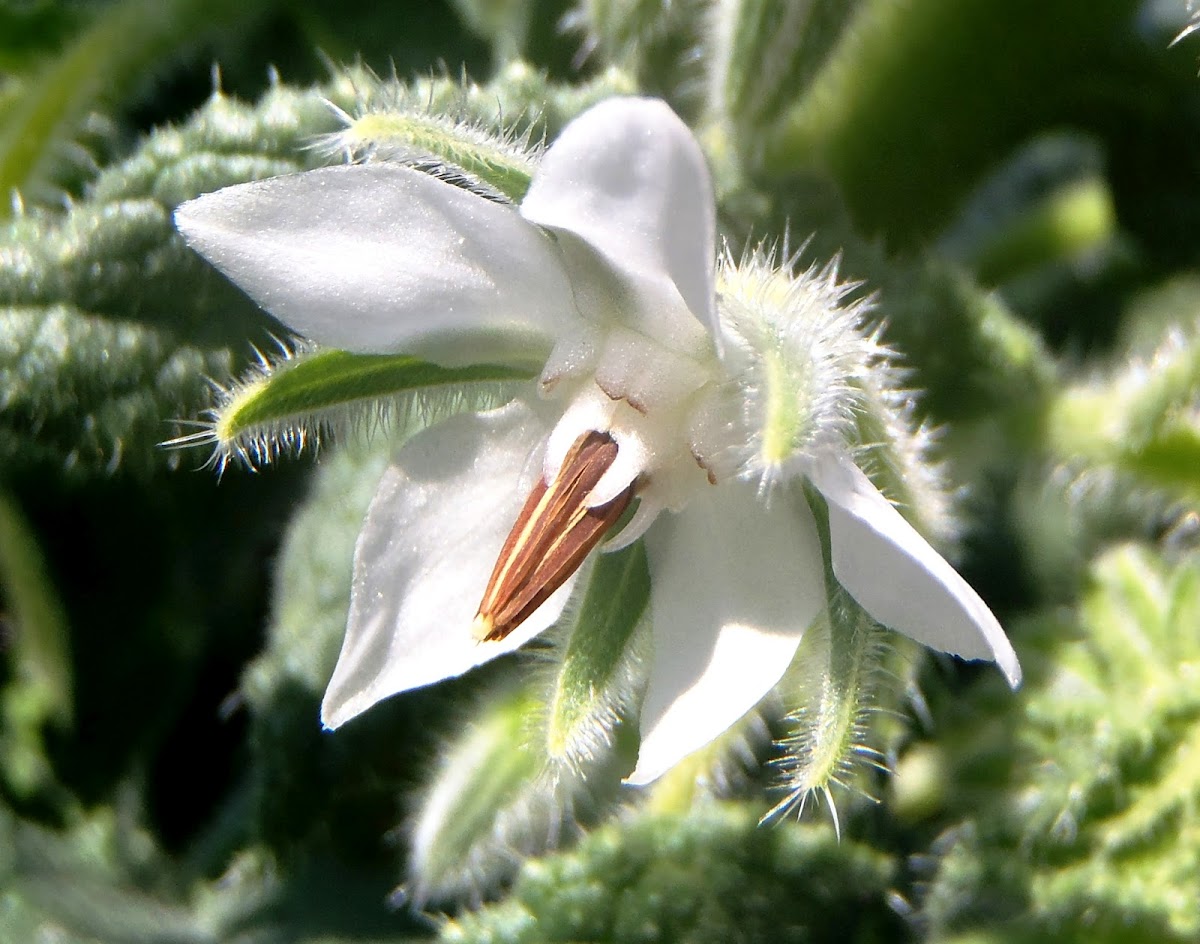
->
[3,1,1200,941]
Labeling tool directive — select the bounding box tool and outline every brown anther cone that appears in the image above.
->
[473,430,633,642]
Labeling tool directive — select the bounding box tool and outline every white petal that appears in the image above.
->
[175,164,576,368]
[520,97,718,350]
[628,483,825,785]
[806,447,1022,688]
[321,399,575,729]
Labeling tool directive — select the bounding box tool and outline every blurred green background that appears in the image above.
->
[3,1,1200,941]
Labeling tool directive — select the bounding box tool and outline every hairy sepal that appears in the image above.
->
[172,347,532,470]
[321,74,540,203]
[766,492,894,830]
[542,541,651,773]
[406,683,580,907]
[767,591,891,832]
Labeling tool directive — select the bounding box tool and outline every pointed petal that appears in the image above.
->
[520,98,718,349]
[175,164,575,368]
[807,447,1022,688]
[628,483,825,785]
[321,399,575,729]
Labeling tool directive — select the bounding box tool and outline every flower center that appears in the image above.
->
[472,430,635,642]
[473,317,735,642]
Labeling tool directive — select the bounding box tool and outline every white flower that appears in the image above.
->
[174,97,1020,786]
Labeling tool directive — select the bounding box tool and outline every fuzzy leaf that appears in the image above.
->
[0,83,345,478]
[0,805,422,944]
[743,175,1056,431]
[440,803,901,944]
[924,544,1200,942]
[1048,320,1200,505]
[0,300,239,477]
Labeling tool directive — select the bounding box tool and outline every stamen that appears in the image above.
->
[472,430,634,642]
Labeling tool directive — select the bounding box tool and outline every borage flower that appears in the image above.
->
[175,97,1020,786]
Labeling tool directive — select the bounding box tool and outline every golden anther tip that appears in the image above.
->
[471,612,495,643]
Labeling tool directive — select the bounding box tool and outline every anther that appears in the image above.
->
[472,431,634,642]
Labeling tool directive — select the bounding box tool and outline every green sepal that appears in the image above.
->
[741,175,1057,433]
[327,63,638,204]
[341,60,638,144]
[340,110,536,203]
[406,680,590,907]
[202,349,533,468]
[404,543,651,905]
[768,488,903,825]
[770,602,891,824]
[544,541,651,771]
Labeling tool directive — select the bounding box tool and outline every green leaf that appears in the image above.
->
[762,0,1143,246]
[0,2,85,71]
[0,81,348,478]
[1048,319,1200,505]
[925,545,1200,942]
[0,300,239,478]
[1,804,423,944]
[440,803,901,944]
[1,803,198,944]
[0,0,279,211]
[0,491,71,725]
[0,490,72,803]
